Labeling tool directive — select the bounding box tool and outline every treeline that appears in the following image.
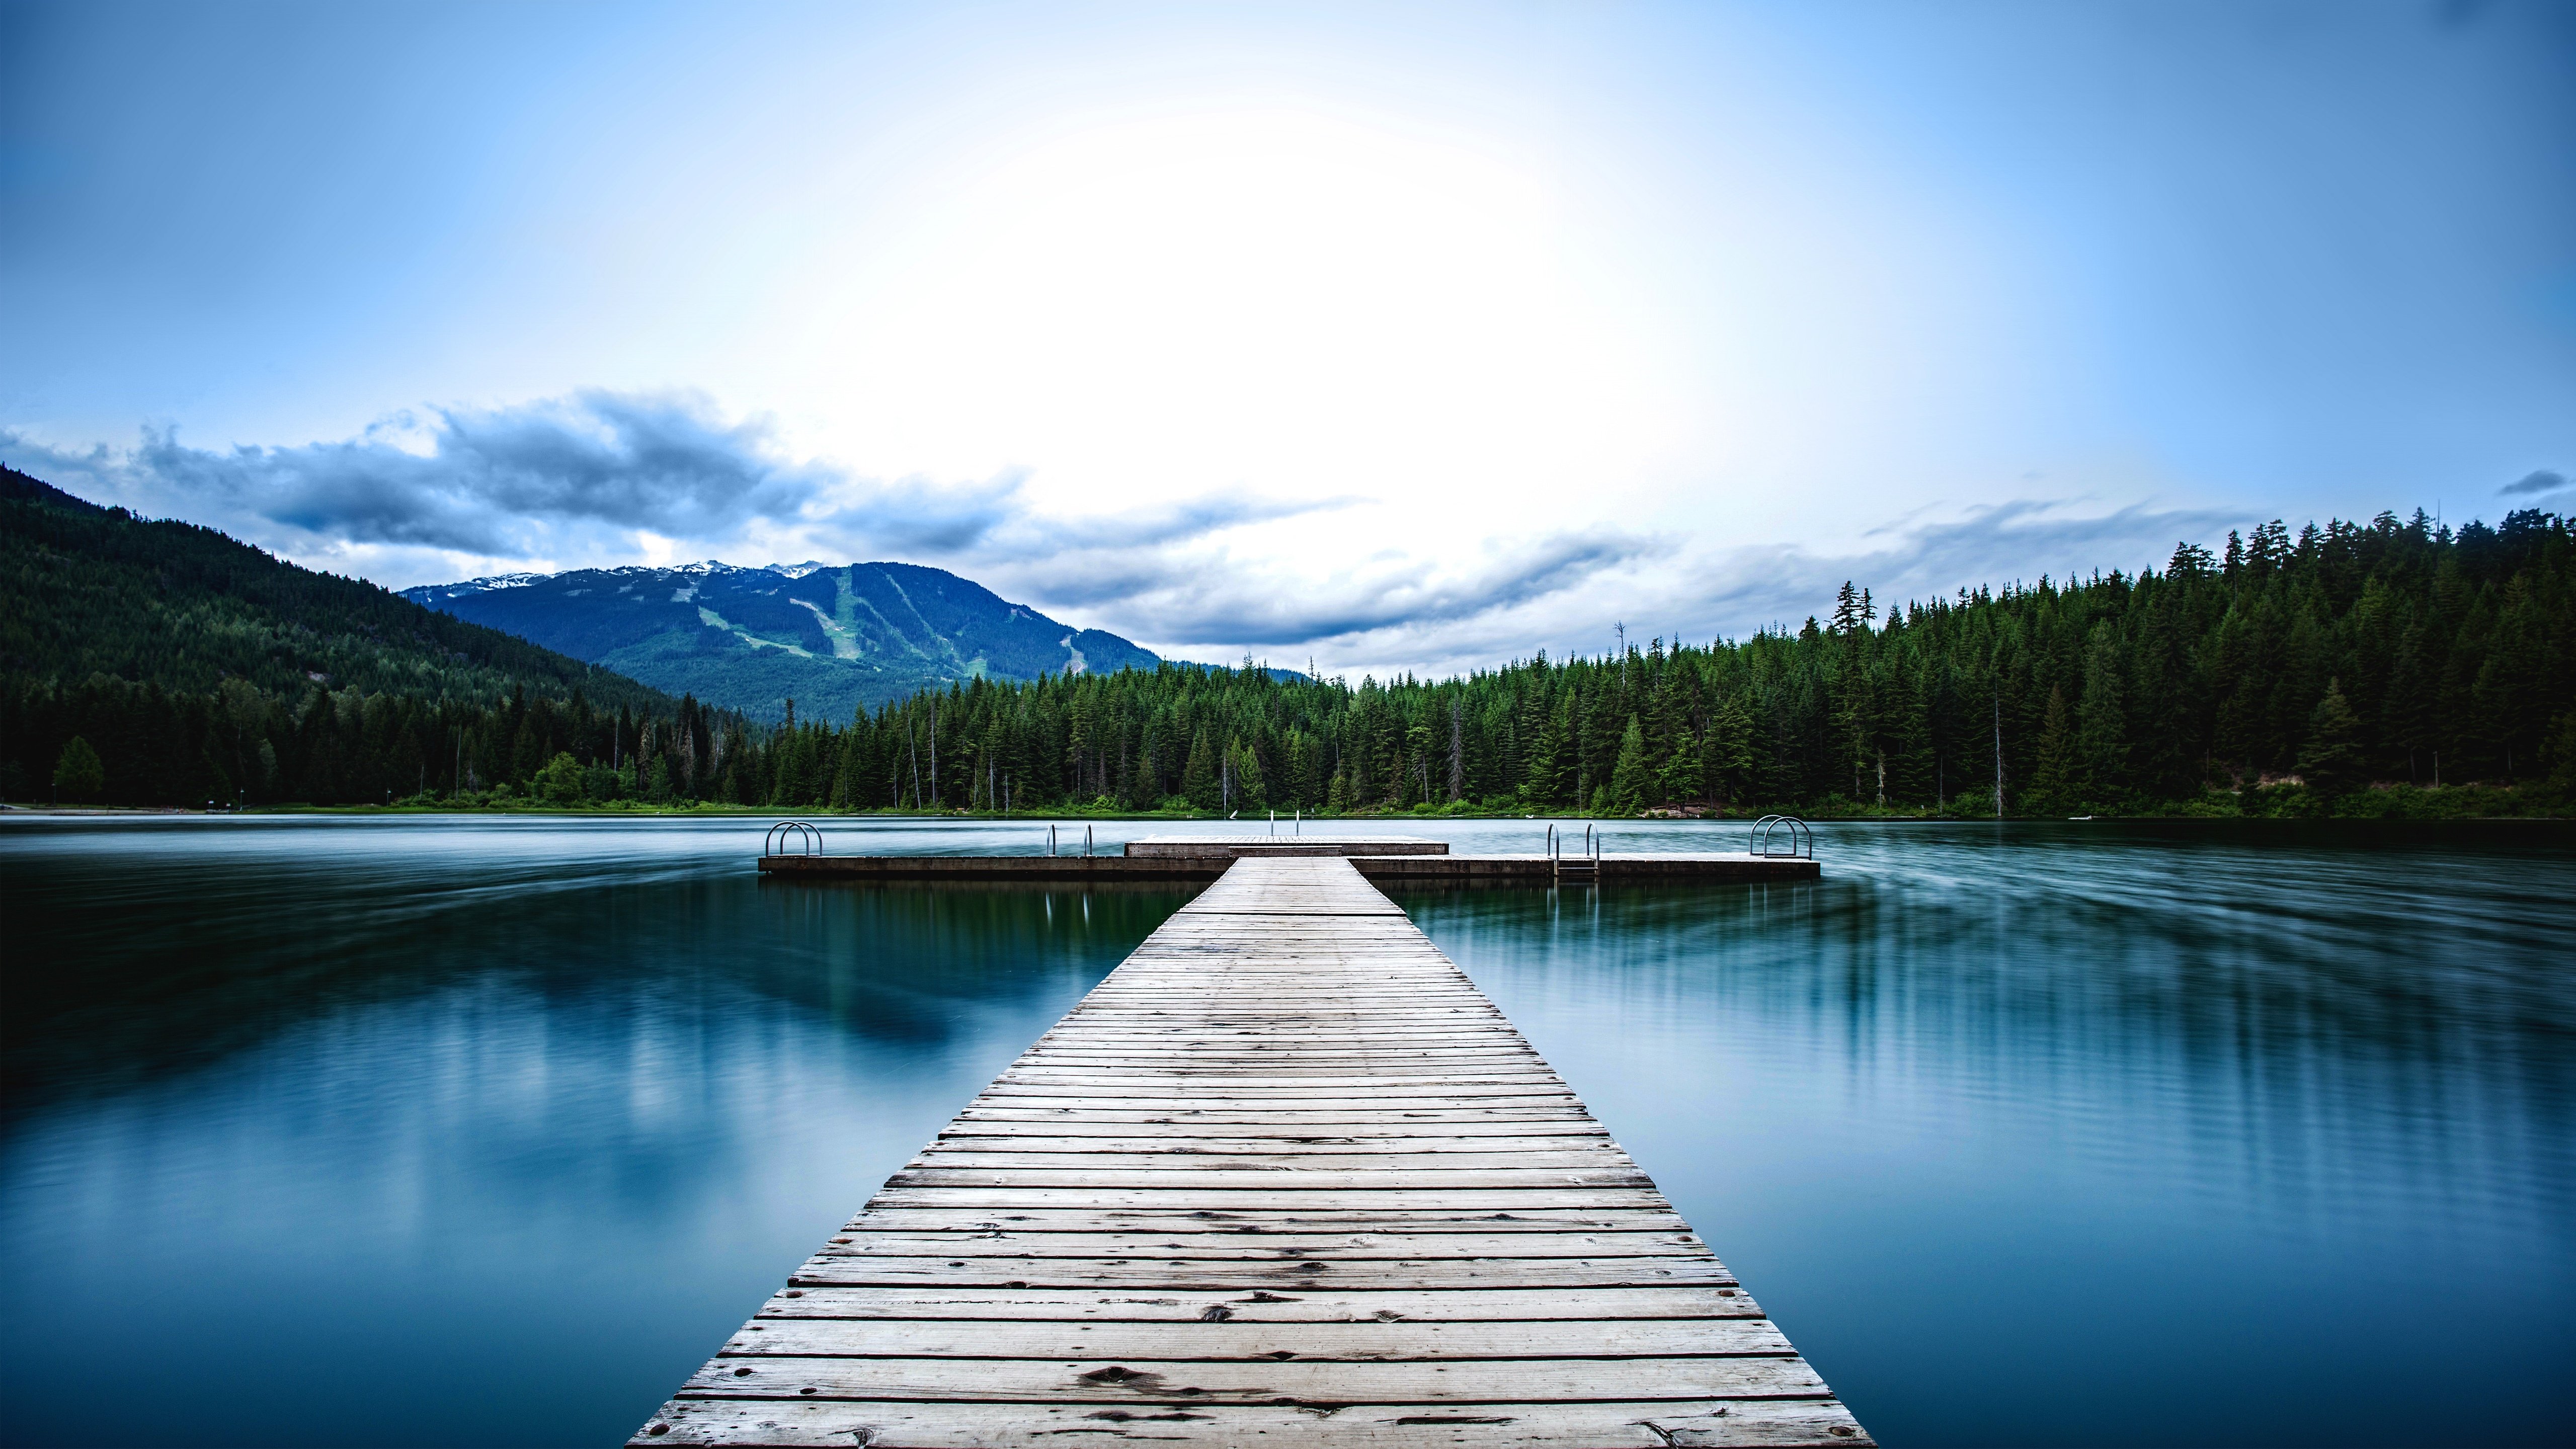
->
[743,508,2575,818]
[4,673,751,807]
[10,489,2574,815]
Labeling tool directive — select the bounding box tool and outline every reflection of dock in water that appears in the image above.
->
[637,849,1867,1446]
[755,832,1822,884]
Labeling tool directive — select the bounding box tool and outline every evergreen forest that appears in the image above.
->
[1,465,714,807]
[733,508,2576,819]
[7,462,2571,817]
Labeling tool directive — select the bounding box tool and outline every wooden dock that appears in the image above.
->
[757,833,1819,886]
[636,856,1867,1447]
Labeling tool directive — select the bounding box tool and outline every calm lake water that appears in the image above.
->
[2,815,2570,1446]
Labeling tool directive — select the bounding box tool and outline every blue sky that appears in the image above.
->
[5,0,2570,675]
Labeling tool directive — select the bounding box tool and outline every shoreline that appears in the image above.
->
[5,793,2569,824]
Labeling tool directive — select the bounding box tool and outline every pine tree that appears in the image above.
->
[511,712,545,785]
[1830,581,1865,636]
[52,735,104,801]
[1447,699,1465,803]
[2031,685,2074,814]
[1180,727,1217,810]
[1658,729,1704,807]
[2382,623,2435,783]
[1526,691,1572,805]
[1706,694,1756,805]
[1608,714,1651,815]
[2296,679,2366,797]
[1228,738,1267,810]
[2546,708,2576,792]
[2076,623,2129,802]
[2473,578,2545,778]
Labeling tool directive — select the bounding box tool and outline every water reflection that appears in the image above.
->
[0,818,1190,1448]
[1397,821,2576,1447]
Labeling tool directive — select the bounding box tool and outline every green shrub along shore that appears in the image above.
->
[7,466,2573,820]
[34,777,2558,820]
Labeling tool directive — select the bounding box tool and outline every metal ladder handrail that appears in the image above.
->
[764,820,824,857]
[1748,814,1812,859]
[1552,821,1602,883]
[1544,823,1606,859]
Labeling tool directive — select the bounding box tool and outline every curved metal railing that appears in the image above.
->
[1548,821,1603,885]
[1546,823,1606,860]
[764,820,824,858]
[1748,814,1812,859]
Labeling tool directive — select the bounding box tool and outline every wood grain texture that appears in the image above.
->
[632,857,1871,1447]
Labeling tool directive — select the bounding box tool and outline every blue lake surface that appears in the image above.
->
[2,815,2570,1446]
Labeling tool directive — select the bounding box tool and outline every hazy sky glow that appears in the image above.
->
[5,0,2571,675]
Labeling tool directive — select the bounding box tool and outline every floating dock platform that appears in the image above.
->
[640,854,1867,1446]
[756,834,1820,884]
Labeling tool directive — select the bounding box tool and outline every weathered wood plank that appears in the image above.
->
[677,1353,1829,1403]
[754,1285,1765,1322]
[1038,1022,1517,1034]
[814,1230,1714,1259]
[922,1129,1607,1150]
[966,1086,1587,1103]
[636,1397,1870,1447]
[903,1151,1633,1172]
[882,1168,1654,1189]
[886,1155,1648,1181]
[945,1108,1605,1128]
[1010,1053,1551,1068]
[721,1317,1797,1359]
[859,1186,1680,1212]
[939,1117,1613,1136]
[999,1064,1556,1079]
[1015,1041,1543,1054]
[838,1206,1679,1233]
[786,1257,1737,1290]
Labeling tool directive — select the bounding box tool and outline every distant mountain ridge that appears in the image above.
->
[403,559,1164,721]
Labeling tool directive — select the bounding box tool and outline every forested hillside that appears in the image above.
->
[0,466,702,805]
[8,465,2570,816]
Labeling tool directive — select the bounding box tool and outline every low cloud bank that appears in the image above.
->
[1151,499,2248,682]
[3,392,1342,622]
[7,392,1019,565]
[7,391,2275,680]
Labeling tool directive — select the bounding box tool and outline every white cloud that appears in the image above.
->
[11,395,2261,682]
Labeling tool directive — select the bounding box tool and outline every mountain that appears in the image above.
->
[403,560,1163,721]
[0,464,670,714]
